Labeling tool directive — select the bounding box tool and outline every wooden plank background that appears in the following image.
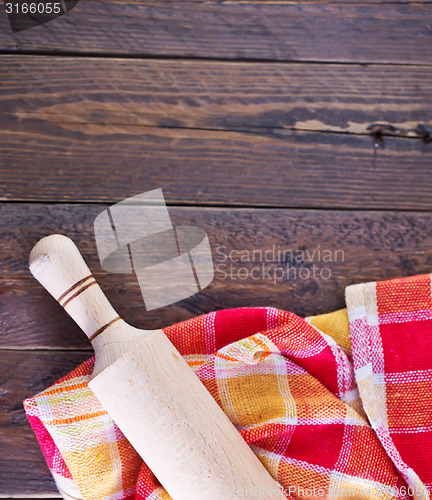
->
[1,56,431,208]
[3,203,432,349]
[0,0,431,497]
[1,2,432,64]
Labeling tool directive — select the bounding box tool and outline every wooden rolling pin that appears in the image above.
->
[29,235,285,500]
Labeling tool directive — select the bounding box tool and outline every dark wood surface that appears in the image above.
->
[1,0,431,497]
[3,203,432,350]
[1,56,432,208]
[1,2,432,64]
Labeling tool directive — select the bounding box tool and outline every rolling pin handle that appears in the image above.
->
[29,234,121,342]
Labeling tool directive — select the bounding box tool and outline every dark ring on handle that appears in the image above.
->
[89,317,122,342]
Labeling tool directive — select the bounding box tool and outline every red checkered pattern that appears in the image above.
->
[346,273,432,499]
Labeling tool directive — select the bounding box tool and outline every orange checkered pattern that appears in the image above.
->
[24,275,432,500]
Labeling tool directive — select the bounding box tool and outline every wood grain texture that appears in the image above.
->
[2,203,432,349]
[1,125,430,209]
[2,57,431,209]
[2,56,431,137]
[1,2,432,64]
[0,109,431,208]
[0,349,90,496]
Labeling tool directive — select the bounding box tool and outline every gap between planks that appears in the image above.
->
[2,52,432,67]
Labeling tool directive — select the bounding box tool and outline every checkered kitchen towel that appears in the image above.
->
[24,273,432,500]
